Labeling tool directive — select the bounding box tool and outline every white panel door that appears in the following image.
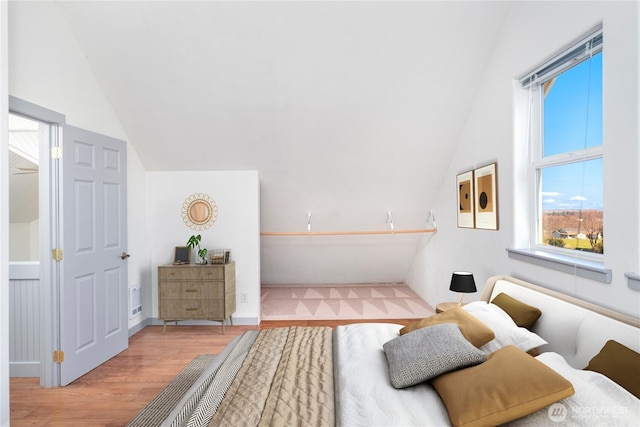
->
[60,125,128,386]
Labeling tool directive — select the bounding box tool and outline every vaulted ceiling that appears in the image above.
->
[54,1,510,231]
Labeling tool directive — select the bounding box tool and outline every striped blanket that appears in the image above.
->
[128,326,334,427]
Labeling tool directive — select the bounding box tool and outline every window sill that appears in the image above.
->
[506,248,611,283]
[625,272,640,291]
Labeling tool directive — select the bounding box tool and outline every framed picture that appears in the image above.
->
[456,170,475,228]
[173,246,190,264]
[474,163,498,230]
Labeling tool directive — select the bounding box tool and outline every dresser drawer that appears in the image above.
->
[159,281,224,300]
[160,299,225,320]
[158,266,225,281]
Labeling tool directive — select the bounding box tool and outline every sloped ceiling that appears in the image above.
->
[54,1,509,282]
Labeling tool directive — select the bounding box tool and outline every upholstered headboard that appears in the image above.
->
[481,275,640,369]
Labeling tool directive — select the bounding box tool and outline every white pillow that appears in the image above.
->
[463,301,547,354]
[506,352,640,426]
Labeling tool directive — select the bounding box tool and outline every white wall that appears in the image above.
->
[147,171,261,323]
[9,2,126,142]
[8,220,38,261]
[407,1,640,318]
[126,146,150,329]
[262,233,430,285]
[1,0,10,423]
[9,222,30,261]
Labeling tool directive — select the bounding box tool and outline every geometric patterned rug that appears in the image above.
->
[261,284,434,321]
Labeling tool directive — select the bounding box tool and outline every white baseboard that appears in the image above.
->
[128,317,152,337]
[10,361,39,377]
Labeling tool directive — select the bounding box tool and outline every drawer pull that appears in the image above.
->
[186,308,198,311]
[186,289,198,293]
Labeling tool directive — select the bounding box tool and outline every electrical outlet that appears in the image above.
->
[240,292,248,303]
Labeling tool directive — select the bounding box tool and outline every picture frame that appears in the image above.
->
[456,170,475,228]
[473,162,498,230]
[173,246,190,264]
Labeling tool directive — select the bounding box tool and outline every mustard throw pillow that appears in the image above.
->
[431,345,575,427]
[490,292,542,329]
[584,340,640,399]
[399,308,495,348]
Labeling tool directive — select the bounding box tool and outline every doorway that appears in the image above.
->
[8,113,42,377]
[8,97,63,386]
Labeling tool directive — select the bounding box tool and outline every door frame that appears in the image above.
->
[9,96,65,387]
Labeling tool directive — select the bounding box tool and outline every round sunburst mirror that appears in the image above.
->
[182,193,218,230]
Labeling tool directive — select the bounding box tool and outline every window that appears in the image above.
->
[523,29,603,256]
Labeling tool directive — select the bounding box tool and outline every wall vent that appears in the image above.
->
[129,284,142,319]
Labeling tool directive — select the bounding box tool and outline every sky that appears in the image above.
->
[541,52,603,211]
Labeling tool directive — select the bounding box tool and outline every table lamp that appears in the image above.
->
[450,271,476,306]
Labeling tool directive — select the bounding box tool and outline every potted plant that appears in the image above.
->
[186,234,208,264]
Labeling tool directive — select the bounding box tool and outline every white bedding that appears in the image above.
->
[335,325,640,427]
[334,323,449,427]
[508,352,640,426]
[462,301,548,354]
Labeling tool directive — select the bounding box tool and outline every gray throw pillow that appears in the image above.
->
[383,323,487,389]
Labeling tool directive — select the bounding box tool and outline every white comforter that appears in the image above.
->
[507,352,640,426]
[335,323,640,427]
[334,323,450,426]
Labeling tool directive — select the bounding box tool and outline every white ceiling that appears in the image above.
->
[54,1,510,231]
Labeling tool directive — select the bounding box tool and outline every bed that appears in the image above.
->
[128,275,640,426]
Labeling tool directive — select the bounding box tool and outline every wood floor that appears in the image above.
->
[10,319,414,427]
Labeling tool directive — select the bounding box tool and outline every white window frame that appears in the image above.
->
[508,26,611,283]
[531,148,604,260]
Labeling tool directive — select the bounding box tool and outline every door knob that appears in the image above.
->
[121,252,131,260]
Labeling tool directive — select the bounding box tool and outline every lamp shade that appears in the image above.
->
[449,272,477,293]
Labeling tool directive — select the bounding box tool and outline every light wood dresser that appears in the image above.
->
[158,262,236,334]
